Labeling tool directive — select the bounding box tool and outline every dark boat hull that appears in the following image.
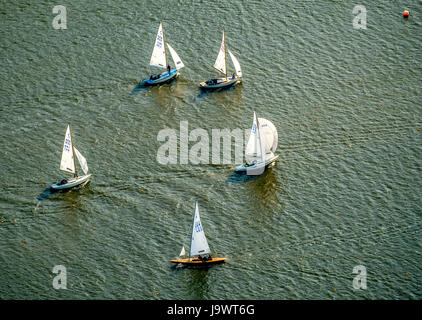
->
[199,77,241,90]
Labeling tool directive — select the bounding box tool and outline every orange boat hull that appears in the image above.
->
[170,257,226,266]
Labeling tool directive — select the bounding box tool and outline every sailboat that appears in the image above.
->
[142,22,184,86]
[50,124,92,190]
[170,200,226,267]
[234,111,279,174]
[199,29,242,90]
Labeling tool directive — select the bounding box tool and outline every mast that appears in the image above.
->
[188,200,197,262]
[161,22,168,68]
[256,116,265,163]
[223,29,228,80]
[69,123,78,178]
[255,115,260,158]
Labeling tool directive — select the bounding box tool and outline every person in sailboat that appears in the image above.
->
[167,64,171,73]
[57,179,68,186]
[200,254,211,262]
[245,160,256,167]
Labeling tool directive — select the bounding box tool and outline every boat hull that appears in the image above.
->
[143,69,179,86]
[170,257,226,266]
[50,174,92,191]
[199,77,241,90]
[234,155,279,174]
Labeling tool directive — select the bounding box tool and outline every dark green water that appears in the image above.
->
[0,0,421,299]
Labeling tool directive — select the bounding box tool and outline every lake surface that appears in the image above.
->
[0,0,421,299]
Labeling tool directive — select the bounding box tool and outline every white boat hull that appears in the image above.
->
[199,77,241,90]
[234,155,279,174]
[50,174,92,190]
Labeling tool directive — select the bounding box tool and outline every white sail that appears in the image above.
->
[167,43,184,70]
[74,147,88,175]
[228,50,242,78]
[213,31,226,75]
[60,124,75,174]
[258,118,278,154]
[245,112,258,159]
[190,201,211,257]
[179,246,186,257]
[257,117,266,163]
[245,112,265,163]
[149,22,166,69]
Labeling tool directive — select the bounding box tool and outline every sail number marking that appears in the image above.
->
[64,138,71,151]
[156,33,163,48]
[194,222,203,233]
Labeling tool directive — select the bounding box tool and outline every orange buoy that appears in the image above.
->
[403,10,409,18]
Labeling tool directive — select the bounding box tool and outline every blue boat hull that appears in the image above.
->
[143,69,179,86]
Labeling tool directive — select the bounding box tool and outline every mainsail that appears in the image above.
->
[189,201,211,257]
[228,50,242,78]
[245,112,265,163]
[213,31,226,75]
[60,124,75,174]
[167,43,184,70]
[149,22,167,69]
[74,147,88,175]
